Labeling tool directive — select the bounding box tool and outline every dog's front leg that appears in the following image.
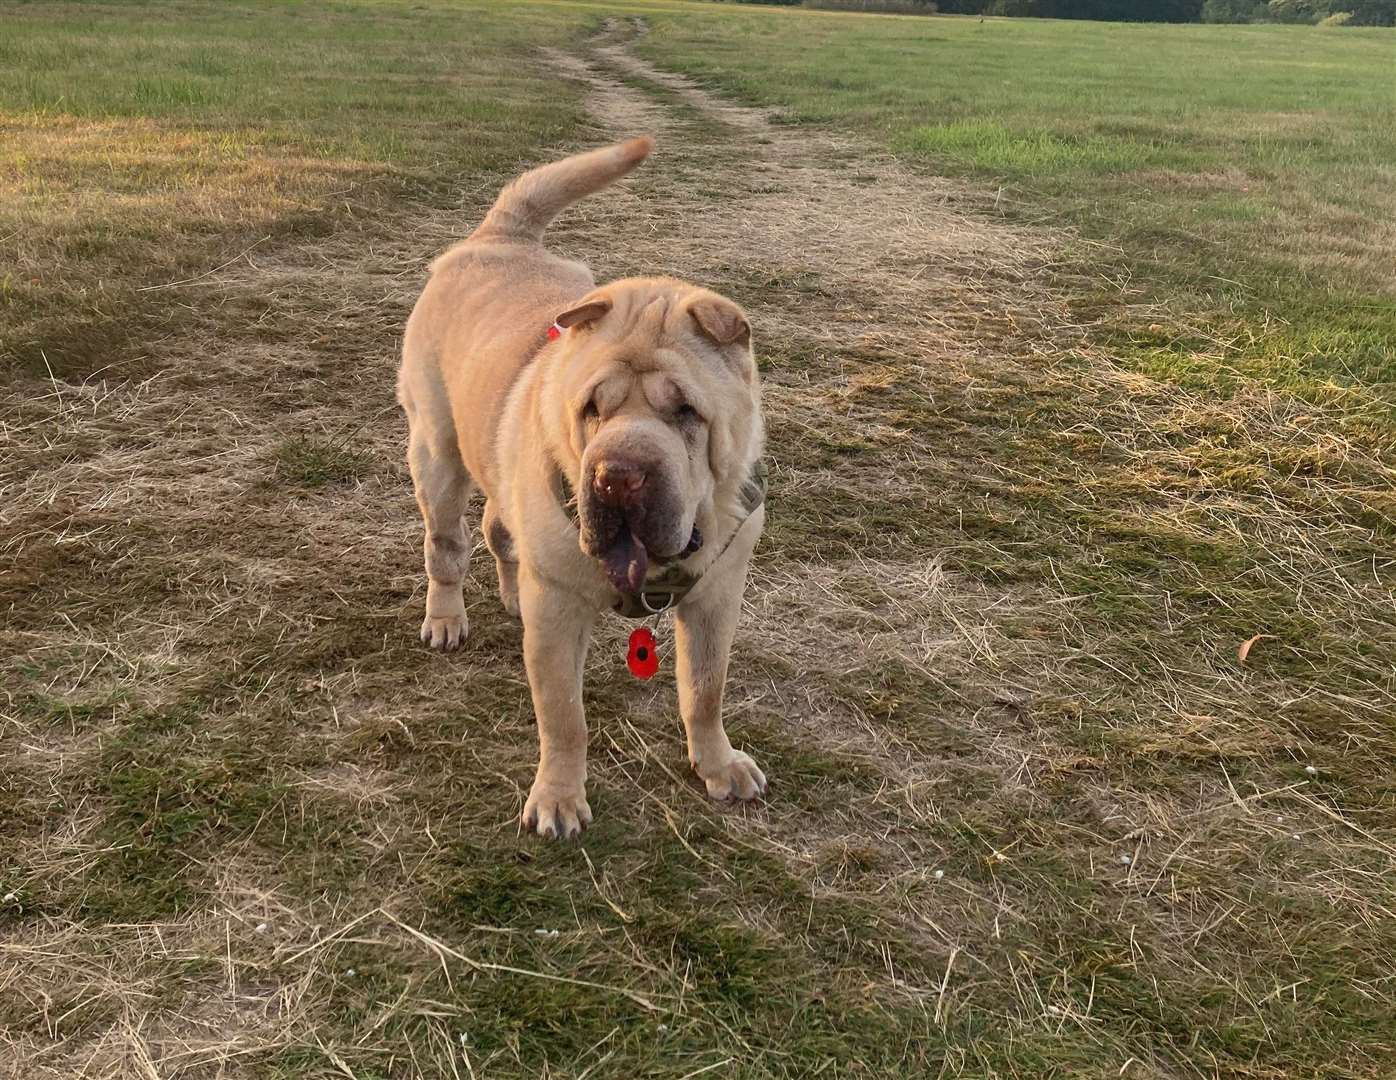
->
[519,569,598,838]
[675,519,768,803]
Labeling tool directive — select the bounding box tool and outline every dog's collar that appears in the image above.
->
[549,460,768,620]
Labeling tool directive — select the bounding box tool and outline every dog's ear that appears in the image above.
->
[688,294,751,349]
[556,296,612,330]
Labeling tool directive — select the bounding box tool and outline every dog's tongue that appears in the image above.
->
[603,531,649,595]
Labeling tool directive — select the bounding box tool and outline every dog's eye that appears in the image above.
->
[582,400,599,422]
[675,403,702,424]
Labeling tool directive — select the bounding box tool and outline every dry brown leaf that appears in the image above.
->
[1237,633,1273,665]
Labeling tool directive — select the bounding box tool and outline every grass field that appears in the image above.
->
[634,9,1396,399]
[3,2,1395,1078]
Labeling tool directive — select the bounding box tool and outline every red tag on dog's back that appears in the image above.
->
[627,627,659,680]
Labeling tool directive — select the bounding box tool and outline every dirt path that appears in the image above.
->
[537,20,1092,796]
[549,20,1076,355]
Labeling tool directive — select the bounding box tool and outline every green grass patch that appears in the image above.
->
[0,0,589,377]
[635,11,1396,402]
[273,434,376,488]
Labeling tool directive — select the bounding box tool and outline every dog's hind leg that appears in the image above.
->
[481,501,520,617]
[403,390,474,651]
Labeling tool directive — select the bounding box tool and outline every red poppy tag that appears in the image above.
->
[627,627,659,680]
[546,322,562,341]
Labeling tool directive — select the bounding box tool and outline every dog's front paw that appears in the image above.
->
[695,750,767,802]
[522,781,592,840]
[420,613,467,651]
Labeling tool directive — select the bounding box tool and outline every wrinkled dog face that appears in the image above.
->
[546,279,758,594]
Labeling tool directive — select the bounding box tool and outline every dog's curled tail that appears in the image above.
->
[473,135,654,244]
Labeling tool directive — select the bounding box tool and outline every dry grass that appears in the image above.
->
[3,4,1396,1078]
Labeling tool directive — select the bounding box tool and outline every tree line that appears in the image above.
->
[745,0,1394,23]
